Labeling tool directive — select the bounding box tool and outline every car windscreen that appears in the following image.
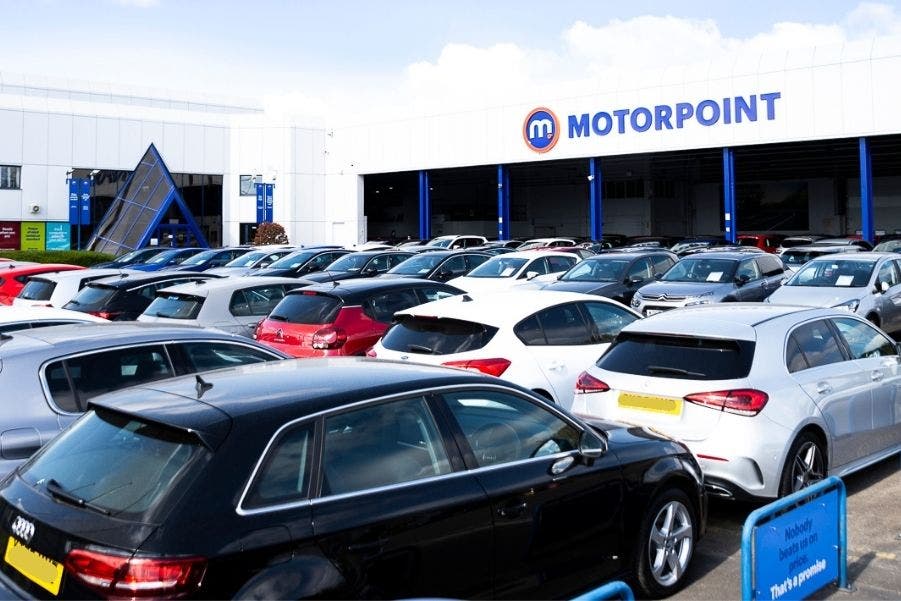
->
[561,258,628,282]
[779,238,811,249]
[467,257,527,278]
[387,254,443,275]
[268,292,341,324]
[224,250,266,268]
[780,250,821,265]
[17,278,57,300]
[786,259,875,288]
[873,240,901,252]
[267,250,318,269]
[325,254,370,272]
[20,408,205,519]
[597,332,755,380]
[145,250,185,264]
[145,293,204,319]
[660,258,737,283]
[738,238,759,247]
[180,250,218,266]
[64,284,117,310]
[381,315,499,354]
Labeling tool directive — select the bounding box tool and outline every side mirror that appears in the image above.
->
[363,268,379,276]
[654,273,663,280]
[525,271,540,280]
[880,281,890,293]
[735,274,751,286]
[579,428,607,459]
[627,275,644,285]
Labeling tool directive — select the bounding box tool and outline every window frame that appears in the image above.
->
[0,165,21,190]
[784,318,850,373]
[239,174,259,196]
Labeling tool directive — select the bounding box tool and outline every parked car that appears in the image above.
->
[780,244,862,271]
[631,251,786,316]
[379,249,490,282]
[528,246,597,259]
[300,250,415,283]
[516,237,577,250]
[88,247,170,269]
[138,277,306,337]
[776,235,828,253]
[0,359,705,598]
[0,323,287,475]
[127,247,205,271]
[670,237,730,257]
[426,234,488,249]
[372,290,640,408]
[541,250,677,305]
[63,271,220,320]
[13,269,130,308]
[164,247,255,272]
[255,279,462,357]
[250,247,351,278]
[738,234,784,253]
[204,247,297,276]
[447,250,579,293]
[766,252,901,333]
[0,306,107,333]
[873,238,901,253]
[812,237,873,251]
[570,304,901,499]
[0,264,84,305]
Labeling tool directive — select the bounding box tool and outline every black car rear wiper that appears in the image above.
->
[407,344,436,354]
[45,479,110,515]
[267,314,287,322]
[646,365,707,378]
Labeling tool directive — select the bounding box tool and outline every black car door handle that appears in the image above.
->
[497,502,528,519]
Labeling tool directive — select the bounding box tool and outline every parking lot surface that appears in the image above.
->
[672,456,901,600]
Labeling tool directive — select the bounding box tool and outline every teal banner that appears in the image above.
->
[45,222,71,251]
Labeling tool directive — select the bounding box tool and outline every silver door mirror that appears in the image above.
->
[579,428,607,459]
[880,280,890,293]
[525,271,540,280]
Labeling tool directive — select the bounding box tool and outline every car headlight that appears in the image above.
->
[684,292,714,307]
[630,294,642,308]
[833,299,860,312]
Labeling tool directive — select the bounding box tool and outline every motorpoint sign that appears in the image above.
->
[523,92,782,152]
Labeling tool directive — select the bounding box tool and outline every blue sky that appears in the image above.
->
[1,1,899,121]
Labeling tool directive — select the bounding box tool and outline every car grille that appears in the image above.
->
[642,293,687,301]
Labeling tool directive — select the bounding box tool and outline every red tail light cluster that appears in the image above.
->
[311,326,347,349]
[684,389,769,416]
[574,371,610,393]
[442,358,511,377]
[88,311,121,320]
[65,549,207,598]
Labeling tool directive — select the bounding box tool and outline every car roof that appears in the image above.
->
[0,306,108,324]
[0,264,83,276]
[803,252,880,262]
[782,244,856,252]
[155,276,304,298]
[619,303,834,341]
[26,268,131,283]
[285,278,459,303]
[86,271,220,289]
[677,251,750,260]
[587,250,674,260]
[90,358,507,446]
[396,290,633,326]
[342,249,414,257]
[482,250,580,260]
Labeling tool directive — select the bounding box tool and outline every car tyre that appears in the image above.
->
[778,432,826,497]
[633,488,695,598]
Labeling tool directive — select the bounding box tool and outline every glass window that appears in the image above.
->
[0,166,21,190]
[443,390,580,467]
[417,286,459,303]
[44,361,78,412]
[244,423,313,509]
[322,397,452,495]
[582,302,638,343]
[363,288,421,322]
[18,279,57,301]
[598,333,756,380]
[174,342,280,373]
[145,294,204,319]
[239,175,258,196]
[661,258,737,283]
[468,256,528,278]
[562,259,628,282]
[756,255,785,277]
[788,260,876,288]
[514,315,545,345]
[244,285,288,316]
[626,258,653,281]
[534,303,593,346]
[831,317,897,360]
[876,261,899,288]
[440,255,467,276]
[60,346,174,409]
[269,293,341,324]
[464,254,490,270]
[381,316,498,355]
[785,337,809,373]
[546,256,576,274]
[650,255,676,275]
[387,254,411,268]
[788,320,846,370]
[735,259,761,281]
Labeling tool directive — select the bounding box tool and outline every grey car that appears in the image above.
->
[541,250,677,305]
[571,304,901,499]
[766,252,901,334]
[779,244,862,272]
[0,323,288,475]
[630,251,786,316]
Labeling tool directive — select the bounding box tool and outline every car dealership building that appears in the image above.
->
[0,35,900,251]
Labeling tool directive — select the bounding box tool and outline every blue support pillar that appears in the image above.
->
[418,170,431,241]
[497,165,511,240]
[589,158,603,241]
[859,137,875,244]
[722,147,737,243]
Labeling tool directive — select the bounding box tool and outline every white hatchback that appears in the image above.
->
[446,250,579,293]
[370,290,640,408]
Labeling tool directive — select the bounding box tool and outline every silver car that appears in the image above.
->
[766,252,901,334]
[570,304,901,499]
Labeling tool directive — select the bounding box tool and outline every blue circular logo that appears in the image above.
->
[523,107,560,153]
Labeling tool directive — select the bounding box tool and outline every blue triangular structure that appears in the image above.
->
[87,144,208,255]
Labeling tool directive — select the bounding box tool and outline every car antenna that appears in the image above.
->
[195,374,213,398]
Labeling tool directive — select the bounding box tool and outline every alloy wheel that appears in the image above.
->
[648,500,694,586]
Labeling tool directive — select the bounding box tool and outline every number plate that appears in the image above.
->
[4,537,63,595]
[618,392,683,416]
[644,309,662,316]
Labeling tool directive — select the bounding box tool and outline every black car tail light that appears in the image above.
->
[684,389,769,416]
[65,548,206,598]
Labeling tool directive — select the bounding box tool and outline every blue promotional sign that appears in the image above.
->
[68,179,91,224]
[79,179,91,224]
[752,488,840,600]
[255,182,265,223]
[45,222,71,251]
[68,179,80,224]
[265,183,274,222]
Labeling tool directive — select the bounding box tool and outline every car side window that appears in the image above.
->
[757,255,785,277]
[441,256,467,275]
[831,317,897,360]
[363,288,422,322]
[736,259,761,281]
[650,255,675,275]
[44,362,79,412]
[442,390,580,468]
[229,290,251,316]
[547,256,576,273]
[243,423,314,510]
[520,258,548,278]
[172,342,280,373]
[465,254,489,270]
[387,254,410,268]
[321,396,452,496]
[513,315,545,345]
[786,320,846,372]
[626,258,653,281]
[534,303,593,346]
[244,285,287,316]
[417,286,457,303]
[582,302,638,343]
[876,261,899,288]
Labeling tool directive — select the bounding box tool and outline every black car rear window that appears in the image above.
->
[18,279,56,301]
[381,315,498,355]
[268,292,341,324]
[64,285,117,310]
[597,332,755,380]
[20,409,204,519]
[144,294,204,319]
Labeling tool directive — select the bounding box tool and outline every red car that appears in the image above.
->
[737,234,784,253]
[254,279,462,357]
[0,263,84,305]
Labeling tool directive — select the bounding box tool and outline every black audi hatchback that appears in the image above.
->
[0,360,705,599]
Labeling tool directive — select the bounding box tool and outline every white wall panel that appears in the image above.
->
[0,110,23,164]
[162,123,185,168]
[203,126,227,173]
[0,190,22,220]
[72,116,96,167]
[141,121,165,157]
[22,112,48,165]
[183,125,205,172]
[46,114,73,167]
[21,164,48,209]
[95,117,119,167]
[119,119,142,166]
